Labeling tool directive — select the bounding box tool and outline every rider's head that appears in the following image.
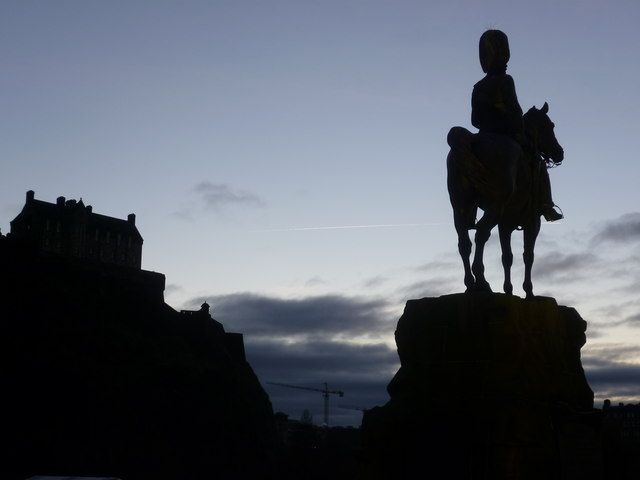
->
[479,30,510,74]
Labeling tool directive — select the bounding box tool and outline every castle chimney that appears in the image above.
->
[86,205,92,213]
[56,196,66,206]
[26,190,35,203]
[127,213,136,225]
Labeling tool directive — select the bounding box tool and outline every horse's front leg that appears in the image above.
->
[472,211,499,292]
[523,218,541,299]
[498,224,514,295]
[454,212,474,292]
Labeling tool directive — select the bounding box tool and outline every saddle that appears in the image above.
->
[447,126,524,203]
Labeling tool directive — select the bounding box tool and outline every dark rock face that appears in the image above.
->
[361,293,602,480]
[0,237,278,480]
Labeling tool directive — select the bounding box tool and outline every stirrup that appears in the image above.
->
[542,204,563,222]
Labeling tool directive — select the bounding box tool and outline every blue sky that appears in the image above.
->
[2,0,640,425]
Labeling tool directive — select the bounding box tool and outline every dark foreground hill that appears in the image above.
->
[0,235,279,480]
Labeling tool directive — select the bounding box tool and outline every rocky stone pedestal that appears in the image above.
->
[361,293,602,480]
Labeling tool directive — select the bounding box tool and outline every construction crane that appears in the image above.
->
[267,381,344,426]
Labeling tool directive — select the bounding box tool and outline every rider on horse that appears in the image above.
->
[472,30,563,222]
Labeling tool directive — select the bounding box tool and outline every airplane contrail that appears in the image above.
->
[252,222,445,232]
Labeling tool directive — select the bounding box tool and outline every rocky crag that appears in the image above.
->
[0,234,278,480]
[361,293,601,480]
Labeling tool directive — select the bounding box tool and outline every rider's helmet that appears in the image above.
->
[479,30,510,74]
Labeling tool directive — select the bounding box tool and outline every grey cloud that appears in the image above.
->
[591,212,640,246]
[533,252,599,281]
[583,344,640,367]
[397,276,458,299]
[362,275,388,288]
[586,363,640,392]
[582,346,640,401]
[164,283,184,296]
[305,276,327,287]
[170,208,195,222]
[588,300,640,328]
[592,302,633,320]
[533,234,561,251]
[194,181,265,210]
[623,311,640,327]
[413,259,458,273]
[247,338,398,380]
[599,254,640,280]
[585,328,605,340]
[187,293,393,338]
[621,276,640,294]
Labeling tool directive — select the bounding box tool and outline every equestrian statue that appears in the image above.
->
[447,30,564,298]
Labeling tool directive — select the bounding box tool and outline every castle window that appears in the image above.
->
[56,221,61,233]
[95,229,99,240]
[128,236,131,248]
[117,233,121,246]
[106,231,110,243]
[45,220,50,231]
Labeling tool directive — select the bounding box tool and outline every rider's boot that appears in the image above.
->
[542,204,563,222]
[538,168,563,221]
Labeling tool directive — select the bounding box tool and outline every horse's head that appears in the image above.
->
[523,102,564,164]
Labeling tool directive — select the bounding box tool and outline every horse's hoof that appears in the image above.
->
[464,278,475,293]
[523,282,533,299]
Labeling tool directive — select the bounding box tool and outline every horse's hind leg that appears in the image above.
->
[454,213,474,292]
[523,218,541,299]
[472,209,500,292]
[498,224,513,295]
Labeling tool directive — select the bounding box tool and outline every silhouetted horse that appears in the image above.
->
[446,103,564,298]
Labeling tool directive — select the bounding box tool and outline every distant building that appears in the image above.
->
[9,190,143,268]
[603,399,640,443]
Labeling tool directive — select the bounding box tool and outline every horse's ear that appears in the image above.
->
[541,102,549,114]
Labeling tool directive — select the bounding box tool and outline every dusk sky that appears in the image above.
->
[3,0,640,425]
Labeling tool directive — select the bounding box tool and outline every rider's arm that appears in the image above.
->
[501,75,524,137]
[471,84,487,130]
[502,75,523,121]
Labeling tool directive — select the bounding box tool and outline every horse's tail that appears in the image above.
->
[447,127,493,199]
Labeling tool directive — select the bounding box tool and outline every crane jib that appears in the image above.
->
[266,381,345,426]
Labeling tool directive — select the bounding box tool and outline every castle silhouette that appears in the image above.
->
[9,190,142,269]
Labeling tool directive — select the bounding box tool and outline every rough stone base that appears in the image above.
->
[361,293,602,480]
